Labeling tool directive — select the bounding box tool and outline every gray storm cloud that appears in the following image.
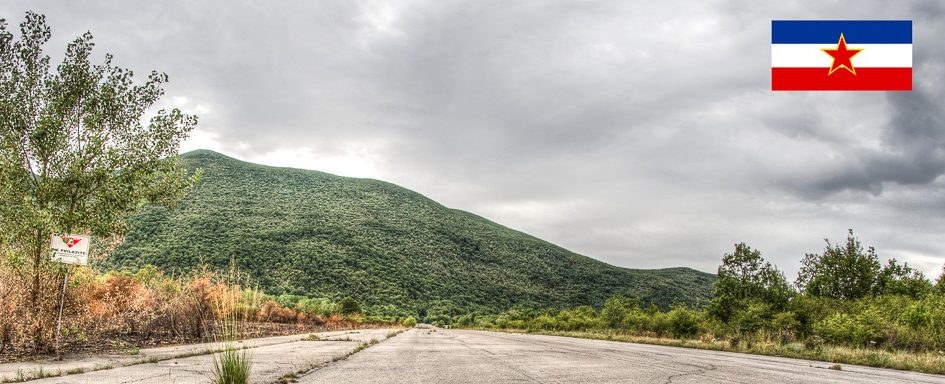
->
[2,0,942,279]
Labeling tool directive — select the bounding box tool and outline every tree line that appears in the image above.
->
[460,230,945,356]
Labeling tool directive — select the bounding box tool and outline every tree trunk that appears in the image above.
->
[30,229,46,351]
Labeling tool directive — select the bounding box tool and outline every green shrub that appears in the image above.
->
[276,294,304,309]
[624,310,651,333]
[667,307,701,338]
[771,311,800,342]
[401,316,417,327]
[529,314,556,331]
[815,309,885,347]
[338,297,362,316]
[454,314,476,327]
[558,306,601,331]
[296,297,335,317]
[732,301,769,334]
[649,311,670,336]
[601,296,638,328]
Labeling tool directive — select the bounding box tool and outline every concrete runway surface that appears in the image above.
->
[7,328,945,383]
[302,328,945,384]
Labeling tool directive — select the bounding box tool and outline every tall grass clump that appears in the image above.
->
[209,264,253,384]
[211,347,251,384]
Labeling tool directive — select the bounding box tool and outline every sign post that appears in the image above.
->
[49,234,89,358]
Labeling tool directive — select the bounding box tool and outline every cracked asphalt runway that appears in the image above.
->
[9,328,945,383]
[300,328,945,384]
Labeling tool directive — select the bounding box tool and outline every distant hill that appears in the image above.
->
[106,150,714,315]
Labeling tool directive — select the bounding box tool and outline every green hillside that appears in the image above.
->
[105,150,714,315]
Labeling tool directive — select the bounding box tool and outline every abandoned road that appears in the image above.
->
[7,328,944,384]
[302,328,945,384]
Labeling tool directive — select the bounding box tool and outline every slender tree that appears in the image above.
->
[0,12,197,350]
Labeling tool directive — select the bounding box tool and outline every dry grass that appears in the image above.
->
[0,261,332,359]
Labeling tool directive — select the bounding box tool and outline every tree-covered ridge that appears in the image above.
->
[105,150,714,315]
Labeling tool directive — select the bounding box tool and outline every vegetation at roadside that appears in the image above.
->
[0,264,371,357]
[460,231,945,374]
[491,328,945,375]
[106,149,715,316]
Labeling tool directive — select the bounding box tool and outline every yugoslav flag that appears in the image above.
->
[771,20,912,91]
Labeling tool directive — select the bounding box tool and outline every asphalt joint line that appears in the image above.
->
[274,329,407,384]
[450,333,544,384]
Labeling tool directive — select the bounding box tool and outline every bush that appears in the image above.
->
[529,314,556,331]
[601,296,638,328]
[814,308,886,347]
[732,301,770,335]
[667,307,701,338]
[338,297,361,316]
[771,311,800,342]
[296,297,335,318]
[558,306,601,331]
[623,310,651,334]
[454,314,476,327]
[401,316,417,327]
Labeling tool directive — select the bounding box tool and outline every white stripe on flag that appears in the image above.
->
[771,44,912,68]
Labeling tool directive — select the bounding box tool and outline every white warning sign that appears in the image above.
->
[50,234,90,265]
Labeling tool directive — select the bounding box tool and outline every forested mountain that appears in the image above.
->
[106,150,714,315]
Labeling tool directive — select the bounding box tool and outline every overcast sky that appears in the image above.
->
[4,0,944,279]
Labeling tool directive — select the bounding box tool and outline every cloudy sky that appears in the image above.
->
[4,0,943,279]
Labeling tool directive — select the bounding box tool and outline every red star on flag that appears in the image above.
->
[822,33,863,76]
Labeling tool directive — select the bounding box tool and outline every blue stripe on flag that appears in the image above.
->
[772,20,911,44]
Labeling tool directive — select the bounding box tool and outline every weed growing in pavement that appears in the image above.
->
[0,367,61,383]
[210,265,254,384]
[211,346,251,384]
[277,372,299,383]
[64,367,86,375]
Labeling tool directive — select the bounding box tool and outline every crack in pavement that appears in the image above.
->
[447,333,545,384]
[663,362,719,384]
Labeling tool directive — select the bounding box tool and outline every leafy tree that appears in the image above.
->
[0,12,196,349]
[935,265,945,295]
[338,297,361,316]
[877,259,931,298]
[796,230,881,300]
[709,243,792,321]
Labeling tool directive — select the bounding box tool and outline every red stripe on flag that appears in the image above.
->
[772,67,912,91]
